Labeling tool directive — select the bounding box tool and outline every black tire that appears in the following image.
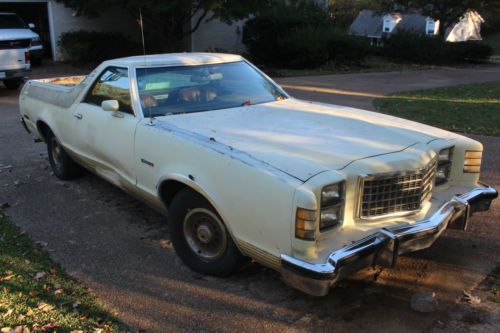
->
[168,188,247,277]
[46,130,82,180]
[3,79,22,90]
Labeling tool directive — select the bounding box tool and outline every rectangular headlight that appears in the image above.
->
[464,150,482,173]
[320,182,345,231]
[435,147,453,185]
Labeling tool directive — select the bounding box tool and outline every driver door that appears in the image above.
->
[72,66,139,187]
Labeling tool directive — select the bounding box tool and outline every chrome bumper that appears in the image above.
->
[280,183,498,296]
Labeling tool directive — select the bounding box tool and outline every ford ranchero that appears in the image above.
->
[19,53,497,296]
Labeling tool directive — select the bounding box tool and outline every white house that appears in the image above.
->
[349,9,483,43]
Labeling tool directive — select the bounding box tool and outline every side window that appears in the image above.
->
[84,67,134,115]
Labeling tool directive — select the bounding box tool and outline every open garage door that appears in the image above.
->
[0,1,52,61]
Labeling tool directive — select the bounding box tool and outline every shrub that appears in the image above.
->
[382,33,493,64]
[242,2,371,69]
[242,1,329,66]
[58,30,140,64]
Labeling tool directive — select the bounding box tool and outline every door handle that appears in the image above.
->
[73,113,83,120]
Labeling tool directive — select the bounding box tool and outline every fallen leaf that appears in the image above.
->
[3,309,13,318]
[40,323,57,331]
[14,326,29,333]
[1,274,16,282]
[37,302,54,312]
[54,289,63,295]
[29,290,38,297]
[70,330,84,333]
[72,302,80,308]
[1,327,14,333]
[33,272,45,280]
[53,283,61,289]
[49,268,56,275]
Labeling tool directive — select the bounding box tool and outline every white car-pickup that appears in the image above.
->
[19,53,497,296]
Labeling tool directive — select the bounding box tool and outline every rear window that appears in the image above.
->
[0,14,27,29]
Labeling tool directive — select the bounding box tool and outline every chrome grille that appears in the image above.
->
[358,159,437,219]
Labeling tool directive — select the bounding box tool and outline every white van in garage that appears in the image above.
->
[0,12,34,90]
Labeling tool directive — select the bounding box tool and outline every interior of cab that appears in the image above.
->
[136,61,287,117]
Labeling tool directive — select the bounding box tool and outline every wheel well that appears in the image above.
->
[158,179,190,208]
[36,121,52,142]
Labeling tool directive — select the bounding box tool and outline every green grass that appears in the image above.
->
[0,212,130,333]
[373,81,500,136]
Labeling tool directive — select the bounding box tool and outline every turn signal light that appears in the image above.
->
[464,151,482,173]
[295,208,317,241]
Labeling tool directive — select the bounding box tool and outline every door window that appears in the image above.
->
[84,67,134,115]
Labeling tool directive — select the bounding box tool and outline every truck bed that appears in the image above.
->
[22,75,90,108]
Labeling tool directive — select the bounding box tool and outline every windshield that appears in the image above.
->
[136,61,287,117]
[0,14,27,29]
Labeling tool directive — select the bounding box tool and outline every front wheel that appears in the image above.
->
[46,131,82,180]
[168,188,247,276]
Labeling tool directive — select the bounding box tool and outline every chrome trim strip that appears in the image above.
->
[281,183,498,296]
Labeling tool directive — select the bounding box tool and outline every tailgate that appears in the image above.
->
[0,48,27,71]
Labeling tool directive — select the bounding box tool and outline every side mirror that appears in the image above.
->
[28,23,35,29]
[101,100,119,112]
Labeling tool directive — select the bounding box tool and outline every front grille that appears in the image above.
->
[358,159,437,219]
[0,39,31,49]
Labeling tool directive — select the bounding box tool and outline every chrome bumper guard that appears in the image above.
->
[281,183,498,296]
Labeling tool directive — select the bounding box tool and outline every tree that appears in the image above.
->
[378,1,500,36]
[55,0,272,52]
[328,0,383,29]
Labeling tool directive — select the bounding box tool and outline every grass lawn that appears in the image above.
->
[373,81,500,137]
[0,211,130,333]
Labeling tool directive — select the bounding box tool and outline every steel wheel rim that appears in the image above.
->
[50,137,63,170]
[183,208,227,261]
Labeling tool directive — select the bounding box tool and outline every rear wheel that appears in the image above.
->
[168,188,247,276]
[3,79,22,90]
[46,131,82,180]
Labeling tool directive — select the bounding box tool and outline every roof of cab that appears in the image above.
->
[107,52,244,68]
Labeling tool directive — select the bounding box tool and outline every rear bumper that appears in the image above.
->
[0,68,30,80]
[280,183,498,296]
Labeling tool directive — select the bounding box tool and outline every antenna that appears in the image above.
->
[139,9,153,124]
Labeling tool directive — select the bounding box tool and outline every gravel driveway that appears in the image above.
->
[0,64,499,332]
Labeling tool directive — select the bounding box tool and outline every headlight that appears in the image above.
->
[464,151,482,173]
[320,182,345,230]
[435,147,453,185]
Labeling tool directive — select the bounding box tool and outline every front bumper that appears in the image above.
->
[281,183,498,296]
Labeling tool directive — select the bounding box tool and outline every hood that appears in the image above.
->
[157,99,456,181]
[0,29,37,41]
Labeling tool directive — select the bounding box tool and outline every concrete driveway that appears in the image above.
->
[276,65,500,110]
[0,65,499,332]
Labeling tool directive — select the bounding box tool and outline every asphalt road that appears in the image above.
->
[0,65,499,332]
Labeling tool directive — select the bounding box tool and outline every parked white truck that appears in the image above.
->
[18,53,497,296]
[0,12,36,90]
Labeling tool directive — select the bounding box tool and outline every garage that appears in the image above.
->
[0,1,53,61]
[0,0,138,62]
